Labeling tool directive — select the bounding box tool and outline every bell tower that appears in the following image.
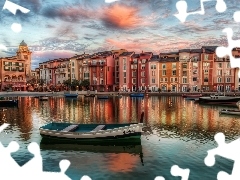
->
[16,40,32,78]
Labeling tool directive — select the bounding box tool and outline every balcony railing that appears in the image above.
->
[88,62,106,67]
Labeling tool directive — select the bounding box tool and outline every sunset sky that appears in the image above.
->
[0,0,240,68]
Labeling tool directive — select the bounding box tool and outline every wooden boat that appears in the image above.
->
[182,94,202,98]
[84,94,95,97]
[130,93,144,97]
[39,122,143,144]
[219,109,240,115]
[0,99,18,107]
[97,95,109,99]
[199,94,240,103]
[39,96,49,101]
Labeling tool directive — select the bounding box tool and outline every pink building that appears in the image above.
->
[88,51,115,92]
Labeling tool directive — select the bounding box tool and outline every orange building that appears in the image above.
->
[0,40,32,91]
[159,52,179,92]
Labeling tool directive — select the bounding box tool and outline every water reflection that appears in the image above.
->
[1,96,240,142]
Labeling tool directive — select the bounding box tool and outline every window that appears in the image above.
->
[123,65,126,70]
[217,70,222,76]
[162,70,166,76]
[204,54,209,60]
[217,77,222,83]
[204,77,208,82]
[183,71,187,76]
[123,72,126,77]
[172,63,176,69]
[172,70,176,76]
[132,71,136,77]
[141,72,145,77]
[171,78,173,82]
[152,78,155,83]
[204,69,209,74]
[218,63,222,68]
[123,58,126,64]
[152,71,155,76]
[132,78,136,83]
[124,78,126,83]
[182,63,187,68]
[175,78,178,82]
[165,78,168,82]
[141,65,145,69]
[183,78,187,83]
[226,77,231,83]
[162,64,166,69]
[141,78,145,83]
[193,77,197,81]
[227,62,230,68]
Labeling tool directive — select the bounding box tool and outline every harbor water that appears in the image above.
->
[0,95,239,180]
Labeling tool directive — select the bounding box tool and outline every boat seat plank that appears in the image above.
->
[60,125,78,132]
[92,125,105,132]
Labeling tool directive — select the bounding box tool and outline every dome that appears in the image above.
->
[20,40,27,46]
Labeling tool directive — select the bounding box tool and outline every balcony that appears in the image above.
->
[88,62,106,67]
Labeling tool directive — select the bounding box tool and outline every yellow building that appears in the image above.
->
[0,40,32,91]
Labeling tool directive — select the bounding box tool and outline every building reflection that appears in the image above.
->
[1,96,240,140]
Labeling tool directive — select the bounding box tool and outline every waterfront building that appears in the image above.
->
[148,55,160,92]
[232,48,240,91]
[159,52,179,92]
[119,52,135,92]
[87,51,114,92]
[178,49,202,92]
[138,52,153,91]
[200,46,216,91]
[213,55,235,92]
[112,49,128,91]
[55,58,70,85]
[0,40,31,91]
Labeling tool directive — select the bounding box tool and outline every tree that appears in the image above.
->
[63,79,71,89]
[80,80,90,90]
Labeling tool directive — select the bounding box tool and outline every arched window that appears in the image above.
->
[204,77,208,82]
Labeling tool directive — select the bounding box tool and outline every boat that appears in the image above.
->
[39,96,49,101]
[0,99,18,107]
[64,93,78,98]
[182,94,202,98]
[97,95,109,99]
[198,94,240,103]
[84,94,95,97]
[39,122,143,144]
[130,93,144,97]
[219,109,240,115]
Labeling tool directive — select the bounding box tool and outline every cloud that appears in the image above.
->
[41,4,93,22]
[100,4,146,29]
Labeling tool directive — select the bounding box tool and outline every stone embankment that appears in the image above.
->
[0,91,239,97]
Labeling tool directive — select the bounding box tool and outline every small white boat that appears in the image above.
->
[219,109,240,115]
[39,96,49,101]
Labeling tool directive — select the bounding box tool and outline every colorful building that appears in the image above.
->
[0,40,31,91]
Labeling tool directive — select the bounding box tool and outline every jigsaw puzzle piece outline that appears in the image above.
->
[2,0,30,15]
[174,0,226,23]
[154,165,190,180]
[204,132,240,180]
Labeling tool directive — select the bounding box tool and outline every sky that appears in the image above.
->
[0,0,240,69]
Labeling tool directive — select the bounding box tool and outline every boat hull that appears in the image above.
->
[199,96,240,103]
[39,123,143,144]
[219,110,240,115]
[130,93,144,97]
[64,94,78,98]
[0,100,18,107]
[182,94,202,98]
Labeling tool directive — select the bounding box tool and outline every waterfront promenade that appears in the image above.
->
[0,91,240,97]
